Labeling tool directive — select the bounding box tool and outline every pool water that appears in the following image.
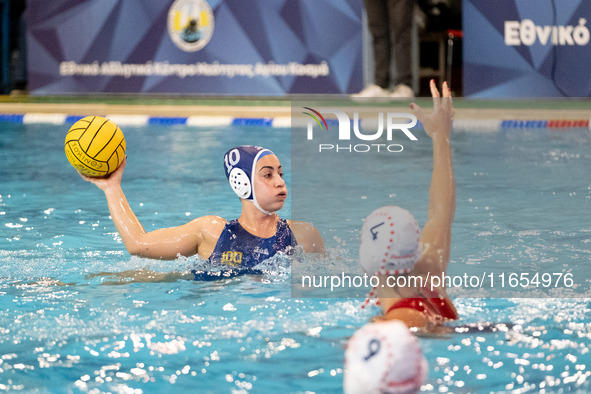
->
[1,120,590,392]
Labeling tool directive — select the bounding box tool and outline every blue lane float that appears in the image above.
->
[0,112,590,131]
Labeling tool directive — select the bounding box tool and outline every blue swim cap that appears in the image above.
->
[224,146,274,211]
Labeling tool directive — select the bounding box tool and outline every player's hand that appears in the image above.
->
[410,79,454,140]
[79,157,126,191]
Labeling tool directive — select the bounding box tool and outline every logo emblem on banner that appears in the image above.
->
[167,0,214,52]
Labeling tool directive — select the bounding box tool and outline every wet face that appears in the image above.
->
[253,155,287,212]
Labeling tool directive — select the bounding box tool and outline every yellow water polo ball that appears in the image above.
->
[65,116,126,177]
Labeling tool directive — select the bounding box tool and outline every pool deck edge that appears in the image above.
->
[1,102,590,120]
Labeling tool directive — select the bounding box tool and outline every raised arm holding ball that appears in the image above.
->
[78,145,325,269]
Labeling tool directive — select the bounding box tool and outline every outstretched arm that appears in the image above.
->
[374,82,457,325]
[80,158,220,260]
[411,80,455,271]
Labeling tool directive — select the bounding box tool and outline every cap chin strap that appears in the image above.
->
[253,198,274,216]
[250,154,275,216]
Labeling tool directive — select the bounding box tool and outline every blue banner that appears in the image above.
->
[26,0,363,95]
[463,0,591,97]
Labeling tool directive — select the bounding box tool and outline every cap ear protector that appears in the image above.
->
[224,146,275,214]
[228,167,251,199]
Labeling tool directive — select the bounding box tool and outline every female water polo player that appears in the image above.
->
[80,145,325,269]
[359,80,458,328]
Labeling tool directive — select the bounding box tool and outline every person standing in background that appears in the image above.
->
[353,0,415,99]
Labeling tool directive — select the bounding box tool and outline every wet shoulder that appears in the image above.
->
[193,215,227,259]
[287,220,325,254]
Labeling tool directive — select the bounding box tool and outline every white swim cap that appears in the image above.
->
[359,206,421,276]
[344,320,427,394]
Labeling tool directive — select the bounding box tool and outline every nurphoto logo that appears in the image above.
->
[302,107,418,153]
